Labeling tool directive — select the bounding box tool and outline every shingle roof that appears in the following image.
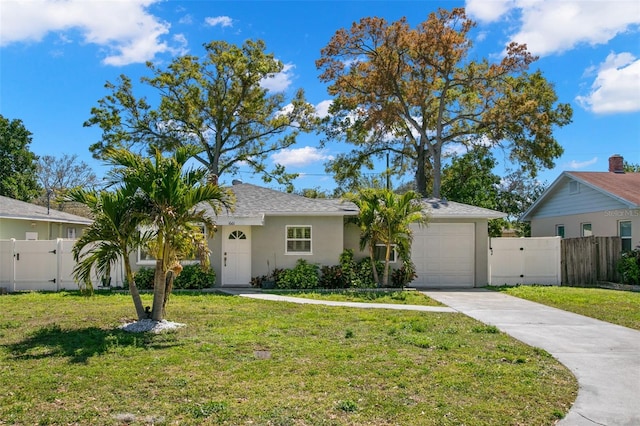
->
[208,182,358,223]
[0,195,93,225]
[421,198,507,219]
[567,172,640,206]
[206,183,505,222]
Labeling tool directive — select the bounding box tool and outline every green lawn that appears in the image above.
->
[492,285,640,331]
[267,290,444,306]
[0,291,576,425]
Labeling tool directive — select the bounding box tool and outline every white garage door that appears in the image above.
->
[410,223,475,288]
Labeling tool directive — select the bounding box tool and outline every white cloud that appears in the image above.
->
[0,0,176,66]
[565,157,598,170]
[314,100,333,118]
[470,1,640,57]
[576,52,640,114]
[261,63,295,92]
[204,16,233,28]
[466,0,513,23]
[271,146,334,167]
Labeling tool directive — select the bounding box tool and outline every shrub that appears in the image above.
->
[617,248,640,285]
[391,260,417,288]
[319,265,349,289]
[133,267,154,290]
[277,259,319,289]
[174,264,216,289]
[133,264,216,290]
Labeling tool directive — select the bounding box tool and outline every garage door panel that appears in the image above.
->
[411,223,475,288]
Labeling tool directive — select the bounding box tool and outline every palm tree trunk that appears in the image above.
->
[151,260,166,321]
[123,256,146,320]
[382,242,392,287]
[369,244,380,287]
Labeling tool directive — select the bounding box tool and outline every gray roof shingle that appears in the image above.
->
[420,198,506,219]
[0,195,93,225]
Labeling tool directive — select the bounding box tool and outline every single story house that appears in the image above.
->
[520,154,640,251]
[194,181,505,288]
[0,195,92,240]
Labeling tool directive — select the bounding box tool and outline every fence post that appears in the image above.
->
[56,239,63,292]
[11,238,16,292]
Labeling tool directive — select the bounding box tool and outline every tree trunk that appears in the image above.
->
[415,144,428,197]
[381,242,392,287]
[368,244,380,287]
[432,150,442,199]
[123,256,146,320]
[151,260,166,321]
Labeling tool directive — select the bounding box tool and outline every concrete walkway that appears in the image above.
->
[218,288,456,312]
[424,289,640,426]
[220,287,640,425]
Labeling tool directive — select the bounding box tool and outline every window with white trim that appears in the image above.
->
[555,225,565,238]
[67,227,77,239]
[374,244,397,263]
[137,226,206,264]
[581,223,592,237]
[620,221,632,252]
[286,226,312,254]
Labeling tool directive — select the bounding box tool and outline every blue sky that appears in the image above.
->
[1,0,639,193]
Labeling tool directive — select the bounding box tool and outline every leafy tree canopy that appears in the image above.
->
[86,39,317,190]
[317,8,572,197]
[0,114,40,201]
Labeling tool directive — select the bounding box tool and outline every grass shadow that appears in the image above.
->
[5,323,182,364]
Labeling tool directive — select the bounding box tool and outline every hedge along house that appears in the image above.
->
[203,181,506,288]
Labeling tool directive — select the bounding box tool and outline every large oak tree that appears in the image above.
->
[86,40,316,189]
[317,8,572,197]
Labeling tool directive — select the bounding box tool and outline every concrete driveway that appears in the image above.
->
[423,289,640,426]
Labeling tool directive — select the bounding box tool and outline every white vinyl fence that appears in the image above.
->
[0,239,124,292]
[489,237,561,286]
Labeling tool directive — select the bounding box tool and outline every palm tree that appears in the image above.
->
[375,190,428,286]
[68,185,149,320]
[104,146,233,321]
[346,188,384,285]
[347,188,428,287]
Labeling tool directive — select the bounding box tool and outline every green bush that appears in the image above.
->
[617,249,640,285]
[391,260,417,288]
[174,264,216,289]
[319,265,349,289]
[132,264,216,290]
[277,259,319,289]
[133,267,154,290]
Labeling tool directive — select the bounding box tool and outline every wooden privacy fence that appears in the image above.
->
[561,236,621,285]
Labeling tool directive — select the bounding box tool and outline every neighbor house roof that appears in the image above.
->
[0,195,93,225]
[210,182,359,225]
[520,171,640,221]
[421,198,507,219]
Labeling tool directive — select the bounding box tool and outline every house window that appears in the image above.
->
[620,221,632,252]
[228,230,247,240]
[374,244,397,263]
[569,181,579,194]
[286,226,312,254]
[67,227,77,239]
[555,225,565,238]
[581,223,592,237]
[137,226,207,264]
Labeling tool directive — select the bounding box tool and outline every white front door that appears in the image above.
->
[222,226,251,286]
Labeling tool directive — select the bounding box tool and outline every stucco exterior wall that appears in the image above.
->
[530,209,640,246]
[0,218,86,240]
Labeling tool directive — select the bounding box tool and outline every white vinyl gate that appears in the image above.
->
[0,239,124,292]
[489,237,561,286]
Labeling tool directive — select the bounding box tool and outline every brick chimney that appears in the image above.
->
[608,154,624,173]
